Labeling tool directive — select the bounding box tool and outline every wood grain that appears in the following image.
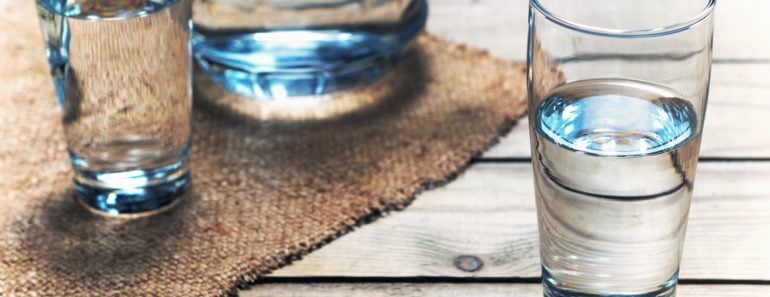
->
[484,63,770,158]
[427,0,770,61]
[243,283,770,296]
[267,163,770,280]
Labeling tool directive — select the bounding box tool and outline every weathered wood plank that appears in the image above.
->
[427,0,770,61]
[242,283,770,297]
[427,0,528,61]
[483,62,770,158]
[268,162,770,280]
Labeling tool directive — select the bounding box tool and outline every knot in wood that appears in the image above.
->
[453,255,483,272]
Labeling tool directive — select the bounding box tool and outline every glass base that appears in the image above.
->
[71,151,191,217]
[192,0,428,99]
[543,269,678,297]
[74,171,190,217]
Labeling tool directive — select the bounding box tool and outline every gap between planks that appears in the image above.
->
[242,283,770,297]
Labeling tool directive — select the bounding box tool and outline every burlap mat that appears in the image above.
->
[0,2,528,296]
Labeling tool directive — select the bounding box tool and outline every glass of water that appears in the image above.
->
[191,0,428,99]
[527,0,715,296]
[37,0,193,216]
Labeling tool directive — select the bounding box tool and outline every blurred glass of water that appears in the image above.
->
[192,0,428,99]
[37,0,193,216]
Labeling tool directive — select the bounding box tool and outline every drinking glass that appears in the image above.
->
[527,0,715,296]
[37,0,193,216]
[191,0,428,99]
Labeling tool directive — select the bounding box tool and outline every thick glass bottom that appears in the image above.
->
[192,0,428,99]
[74,171,189,217]
[542,268,678,297]
[71,148,191,217]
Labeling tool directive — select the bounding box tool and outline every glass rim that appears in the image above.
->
[530,0,716,38]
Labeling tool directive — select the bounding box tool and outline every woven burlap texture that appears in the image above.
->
[0,3,528,296]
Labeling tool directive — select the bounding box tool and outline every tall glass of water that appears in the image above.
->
[192,0,427,99]
[37,0,193,216]
[527,0,715,296]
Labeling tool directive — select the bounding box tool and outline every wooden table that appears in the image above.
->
[242,1,770,295]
